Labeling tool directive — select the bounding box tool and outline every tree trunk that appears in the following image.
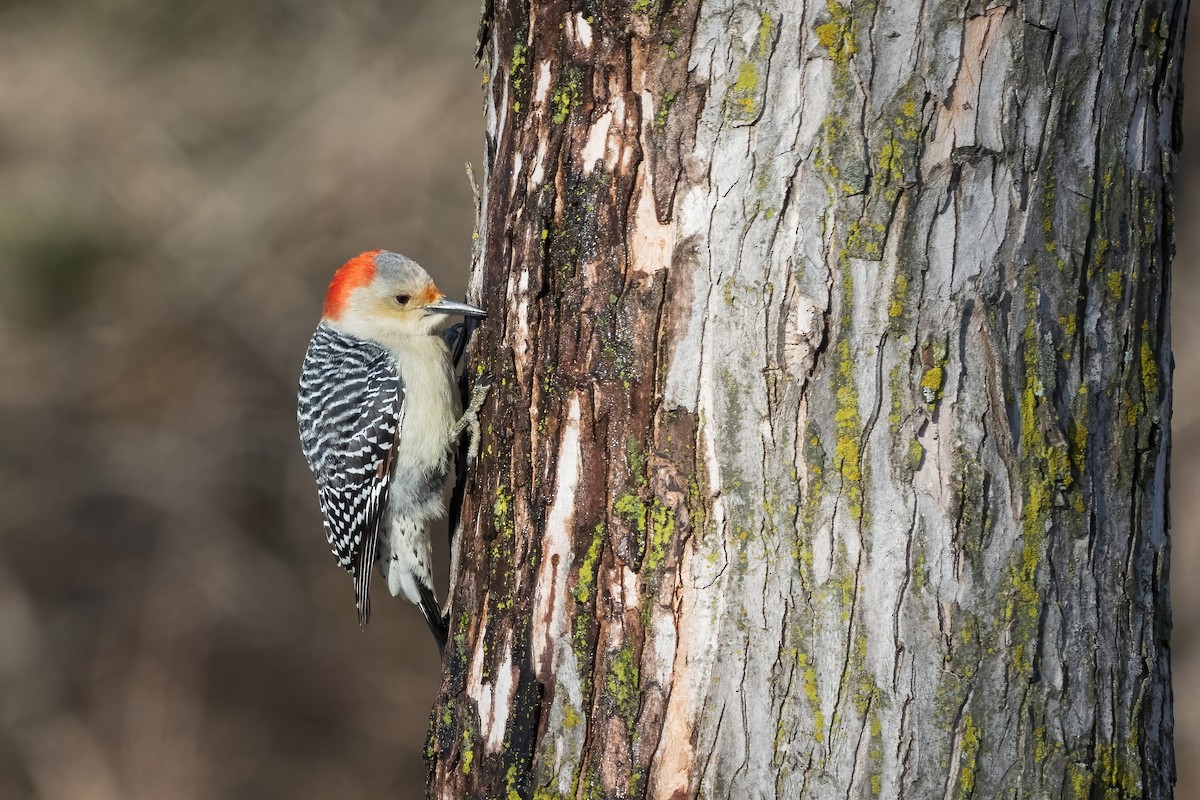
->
[430,0,1182,797]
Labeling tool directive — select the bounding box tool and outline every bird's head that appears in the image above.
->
[321,250,485,338]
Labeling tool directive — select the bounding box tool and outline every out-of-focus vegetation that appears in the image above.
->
[2,1,1200,799]
[0,2,479,797]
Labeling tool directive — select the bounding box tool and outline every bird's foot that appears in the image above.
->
[451,380,490,462]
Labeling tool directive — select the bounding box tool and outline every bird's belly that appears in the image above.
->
[388,348,458,522]
[393,409,452,479]
[386,460,446,523]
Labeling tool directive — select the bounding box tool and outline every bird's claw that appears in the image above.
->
[451,380,491,462]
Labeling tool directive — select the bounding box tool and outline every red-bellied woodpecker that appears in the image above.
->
[297,250,486,651]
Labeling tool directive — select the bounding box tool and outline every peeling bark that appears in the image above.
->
[430,0,1181,797]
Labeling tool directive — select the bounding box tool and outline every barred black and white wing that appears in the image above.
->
[297,324,403,626]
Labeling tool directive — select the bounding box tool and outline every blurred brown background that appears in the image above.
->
[0,1,1196,798]
[0,1,479,797]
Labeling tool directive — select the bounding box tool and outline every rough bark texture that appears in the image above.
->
[430,0,1182,797]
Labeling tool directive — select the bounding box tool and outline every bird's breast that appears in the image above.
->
[391,339,459,489]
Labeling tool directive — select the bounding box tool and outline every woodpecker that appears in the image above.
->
[297,250,486,651]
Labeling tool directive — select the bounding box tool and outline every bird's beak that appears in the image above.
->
[424,296,487,319]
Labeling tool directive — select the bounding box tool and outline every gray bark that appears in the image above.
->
[430,0,1182,797]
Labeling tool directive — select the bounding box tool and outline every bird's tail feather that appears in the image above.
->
[417,581,448,655]
[354,532,378,629]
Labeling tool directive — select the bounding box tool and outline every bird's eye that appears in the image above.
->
[394,294,411,305]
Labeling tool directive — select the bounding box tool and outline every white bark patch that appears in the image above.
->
[653,263,728,785]
[532,396,581,671]
[486,32,507,178]
[511,266,531,377]
[627,165,673,275]
[954,161,1010,291]
[647,603,677,688]
[529,396,590,792]
[697,376,726,512]
[625,91,674,275]
[650,541,722,798]
[465,606,503,752]
[798,60,832,158]
[533,60,552,106]
[782,291,822,377]
[617,95,634,175]
[580,109,614,176]
[662,186,711,410]
[923,7,1009,171]
[580,94,632,177]
[569,12,593,49]
[651,374,728,793]
[541,649,587,792]
[915,405,958,514]
[530,137,548,187]
[470,634,516,754]
[511,154,523,189]
[467,610,487,697]
[620,565,640,611]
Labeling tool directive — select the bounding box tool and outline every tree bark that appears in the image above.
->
[430,0,1182,797]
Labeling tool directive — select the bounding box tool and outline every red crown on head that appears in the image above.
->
[323,250,381,319]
